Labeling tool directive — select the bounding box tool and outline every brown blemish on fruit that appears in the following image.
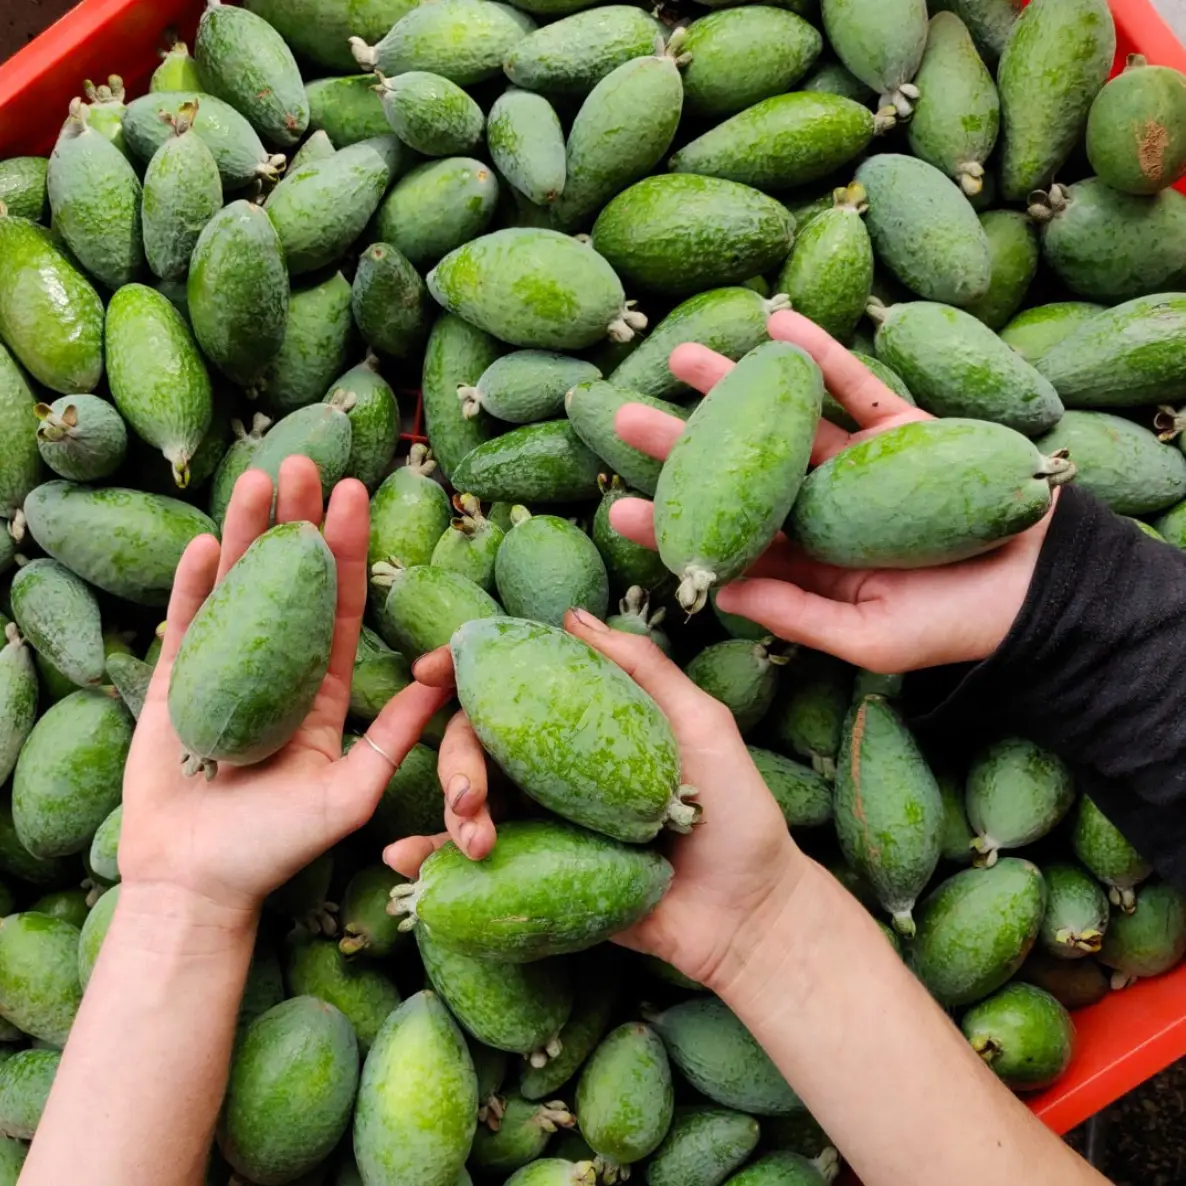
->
[1138,119,1170,184]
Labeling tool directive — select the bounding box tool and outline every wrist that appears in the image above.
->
[112,881,259,959]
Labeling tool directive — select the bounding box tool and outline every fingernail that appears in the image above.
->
[459,821,478,853]
[571,607,607,632]
[447,775,470,812]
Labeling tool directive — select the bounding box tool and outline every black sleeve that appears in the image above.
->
[902,485,1186,889]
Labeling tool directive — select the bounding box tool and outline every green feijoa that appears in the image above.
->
[1029,179,1186,304]
[0,914,82,1046]
[800,55,874,102]
[592,176,793,297]
[169,522,335,775]
[1133,517,1168,541]
[1037,411,1186,516]
[368,741,445,843]
[105,652,151,720]
[451,421,603,503]
[463,352,601,426]
[1027,954,1110,1008]
[0,798,72,887]
[505,1162,596,1186]
[46,100,143,291]
[12,689,131,859]
[195,0,309,147]
[520,972,618,1101]
[936,769,974,866]
[349,627,412,721]
[654,341,822,613]
[123,91,284,190]
[999,302,1106,367]
[188,201,290,387]
[771,652,851,779]
[471,1092,575,1175]
[373,564,501,658]
[746,746,832,829]
[377,159,500,271]
[592,476,673,597]
[430,495,504,593]
[375,72,484,157]
[855,154,991,307]
[0,626,37,786]
[775,183,873,343]
[1039,864,1110,960]
[726,1152,838,1186]
[219,997,358,1184]
[0,158,48,222]
[997,0,1116,201]
[790,419,1073,569]
[606,586,671,654]
[418,928,572,1056]
[151,41,202,92]
[452,618,690,841]
[577,1023,673,1174]
[29,889,89,930]
[504,7,666,96]
[325,357,400,492]
[488,89,566,207]
[646,1107,761,1186]
[88,803,121,883]
[353,244,427,362]
[351,0,535,85]
[646,997,800,1116]
[141,101,223,282]
[494,511,609,627]
[0,1137,24,1184]
[0,1047,59,1138]
[686,640,784,735]
[1070,795,1152,913]
[834,695,943,935]
[961,982,1074,1092]
[930,0,1019,65]
[908,858,1047,1007]
[210,413,272,526]
[0,212,104,397]
[1100,882,1186,988]
[963,211,1039,332]
[339,864,406,959]
[429,229,638,351]
[245,0,417,73]
[306,76,390,148]
[965,738,1075,867]
[1087,56,1186,195]
[253,404,354,499]
[369,445,453,570]
[565,381,689,497]
[907,13,999,197]
[10,559,105,688]
[353,991,478,1186]
[82,76,127,162]
[868,299,1062,435]
[34,394,126,482]
[1,350,46,522]
[77,883,119,988]
[106,284,213,488]
[821,0,926,115]
[549,40,686,233]
[392,819,673,960]
[670,92,877,193]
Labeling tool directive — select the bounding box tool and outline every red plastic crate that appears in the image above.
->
[2,0,1186,1144]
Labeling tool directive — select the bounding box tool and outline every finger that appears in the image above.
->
[613,405,685,464]
[438,712,496,860]
[384,832,450,879]
[411,645,457,690]
[811,416,852,465]
[607,496,656,550]
[667,342,734,395]
[216,469,274,582]
[156,534,221,671]
[320,478,371,724]
[274,454,325,527]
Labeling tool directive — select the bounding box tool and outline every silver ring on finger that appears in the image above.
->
[363,733,398,769]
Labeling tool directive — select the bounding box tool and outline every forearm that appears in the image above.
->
[22,884,257,1186]
[712,861,1107,1186]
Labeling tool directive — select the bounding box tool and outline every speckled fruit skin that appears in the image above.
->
[0,344,43,518]
[77,882,118,988]
[417,927,572,1054]
[0,158,48,222]
[325,358,399,491]
[348,627,412,721]
[908,858,1047,1007]
[1070,795,1153,907]
[671,92,875,193]
[375,565,502,659]
[1037,411,1186,515]
[10,559,104,688]
[399,819,673,960]
[834,695,942,934]
[89,802,122,880]
[428,503,506,589]
[871,300,1061,435]
[646,1106,760,1186]
[1034,293,1186,408]
[0,215,104,396]
[996,0,1115,201]
[218,997,358,1186]
[488,89,567,208]
[196,1,309,147]
[821,0,927,109]
[468,351,599,425]
[999,302,1106,366]
[520,974,617,1100]
[791,419,1067,569]
[353,991,478,1186]
[746,746,832,829]
[506,1162,596,1186]
[654,341,822,613]
[451,421,602,503]
[0,1048,60,1139]
[245,0,416,73]
[577,1023,673,1170]
[377,72,484,157]
[647,997,800,1116]
[0,630,37,787]
[210,414,271,527]
[686,640,781,735]
[1039,864,1110,960]
[929,0,1019,65]
[593,175,793,297]
[352,244,427,363]
[855,154,991,307]
[506,7,665,96]
[0,914,81,1047]
[1100,882,1186,984]
[369,450,453,570]
[593,477,673,597]
[452,617,683,840]
[306,75,390,146]
[1087,58,1186,195]
[494,515,609,626]
[188,201,289,386]
[963,210,1038,331]
[961,982,1074,1091]
[253,404,354,499]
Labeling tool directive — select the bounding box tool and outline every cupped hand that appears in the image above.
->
[609,310,1052,674]
[118,456,452,917]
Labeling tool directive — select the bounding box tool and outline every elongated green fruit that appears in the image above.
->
[0,157,48,222]
[494,513,608,626]
[210,413,271,526]
[10,559,104,688]
[929,0,1019,64]
[821,0,927,116]
[368,445,452,570]
[999,301,1106,367]
[1099,882,1186,988]
[0,914,81,1047]
[431,496,503,593]
[88,802,122,883]
[0,626,37,786]
[463,351,599,425]
[450,421,602,503]
[962,983,1075,1091]
[520,970,618,1100]
[376,71,484,157]
[372,563,501,659]
[747,746,832,829]
[0,344,44,526]
[34,395,123,484]
[0,1048,59,1139]
[353,243,427,361]
[1039,864,1109,960]
[488,89,566,206]
[252,403,354,499]
[646,1106,761,1186]
[686,640,783,735]
[325,356,400,492]
[306,74,389,146]
[1070,795,1152,912]
[168,522,336,777]
[963,210,1039,332]
[245,0,417,73]
[655,341,823,613]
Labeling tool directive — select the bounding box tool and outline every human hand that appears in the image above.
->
[117,457,452,918]
[387,613,807,991]
[609,310,1053,674]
